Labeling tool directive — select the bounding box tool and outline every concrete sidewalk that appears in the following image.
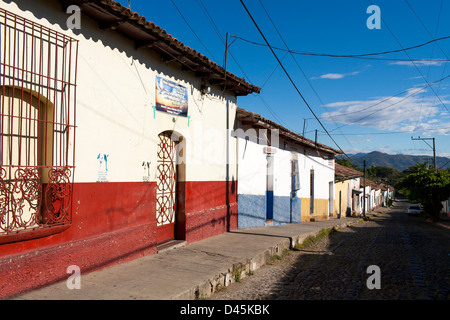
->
[10,210,387,300]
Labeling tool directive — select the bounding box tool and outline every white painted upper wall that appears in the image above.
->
[297,149,334,200]
[2,0,239,184]
[236,126,335,200]
[273,148,293,197]
[237,137,267,196]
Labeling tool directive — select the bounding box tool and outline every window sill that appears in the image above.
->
[0,224,71,245]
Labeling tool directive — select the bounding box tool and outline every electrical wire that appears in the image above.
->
[367,0,450,117]
[195,0,250,81]
[404,0,449,60]
[239,0,350,160]
[323,74,450,121]
[327,73,450,132]
[256,0,353,149]
[404,0,448,133]
[195,0,295,131]
[438,158,450,169]
[229,35,450,61]
[169,0,218,63]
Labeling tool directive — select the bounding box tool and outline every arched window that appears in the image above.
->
[0,86,73,236]
[0,8,78,242]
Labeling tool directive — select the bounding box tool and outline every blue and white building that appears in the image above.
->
[234,108,342,228]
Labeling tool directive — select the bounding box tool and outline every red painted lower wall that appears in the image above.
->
[0,179,237,299]
[183,180,238,243]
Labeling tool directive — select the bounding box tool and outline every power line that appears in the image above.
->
[195,0,297,131]
[300,73,450,126]
[318,122,450,136]
[404,0,449,60]
[326,73,450,121]
[229,35,450,61]
[439,158,450,169]
[171,0,290,132]
[259,51,288,89]
[327,73,450,132]
[367,0,450,116]
[256,0,353,149]
[169,0,218,63]
[195,0,250,81]
[318,131,413,136]
[411,136,436,171]
[239,0,349,159]
[330,87,425,132]
[404,0,448,133]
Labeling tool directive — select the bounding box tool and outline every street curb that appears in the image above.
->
[170,219,363,300]
[171,237,292,300]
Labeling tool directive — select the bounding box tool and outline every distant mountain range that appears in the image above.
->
[346,151,450,172]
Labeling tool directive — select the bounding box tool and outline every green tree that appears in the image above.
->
[367,166,402,186]
[397,162,450,221]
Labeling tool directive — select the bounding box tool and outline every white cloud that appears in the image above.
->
[321,87,450,135]
[311,71,360,80]
[439,152,450,158]
[325,101,365,108]
[389,60,446,67]
[319,73,345,79]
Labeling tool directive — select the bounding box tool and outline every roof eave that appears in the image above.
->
[236,107,343,155]
[57,0,260,96]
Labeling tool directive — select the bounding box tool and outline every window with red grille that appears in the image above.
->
[0,8,78,241]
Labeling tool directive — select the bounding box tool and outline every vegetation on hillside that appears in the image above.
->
[338,156,450,221]
[336,158,361,170]
[396,162,450,221]
[366,166,402,187]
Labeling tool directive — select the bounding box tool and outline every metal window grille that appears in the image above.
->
[0,8,78,235]
[156,132,177,226]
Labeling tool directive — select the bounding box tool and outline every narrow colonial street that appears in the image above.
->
[2,1,450,304]
[211,200,450,300]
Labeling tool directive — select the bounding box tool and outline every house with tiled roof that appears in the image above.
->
[234,108,343,226]
[334,163,363,217]
[0,0,260,298]
[334,163,395,217]
[361,178,386,212]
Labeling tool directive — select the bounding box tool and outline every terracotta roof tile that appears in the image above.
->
[58,0,260,96]
[335,163,363,179]
[236,108,343,155]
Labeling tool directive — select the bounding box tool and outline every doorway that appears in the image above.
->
[156,131,178,244]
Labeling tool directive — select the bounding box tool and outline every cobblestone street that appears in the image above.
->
[210,201,450,300]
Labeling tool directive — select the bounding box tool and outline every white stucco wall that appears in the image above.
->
[236,122,336,215]
[237,136,267,196]
[273,148,293,197]
[297,149,334,201]
[2,0,238,184]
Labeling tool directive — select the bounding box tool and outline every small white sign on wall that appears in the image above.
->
[97,153,109,182]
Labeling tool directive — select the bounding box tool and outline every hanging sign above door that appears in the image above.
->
[155,76,188,117]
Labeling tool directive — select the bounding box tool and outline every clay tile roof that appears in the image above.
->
[58,0,260,96]
[335,163,363,179]
[361,179,380,190]
[236,107,343,155]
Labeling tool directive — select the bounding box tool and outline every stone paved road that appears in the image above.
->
[210,200,450,300]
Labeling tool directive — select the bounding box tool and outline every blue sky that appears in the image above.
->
[117,0,450,161]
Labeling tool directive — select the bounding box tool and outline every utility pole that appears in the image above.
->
[302,118,306,137]
[411,136,437,171]
[363,160,366,218]
[433,137,436,170]
[224,32,229,76]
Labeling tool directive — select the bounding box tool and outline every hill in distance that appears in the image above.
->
[346,151,450,172]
